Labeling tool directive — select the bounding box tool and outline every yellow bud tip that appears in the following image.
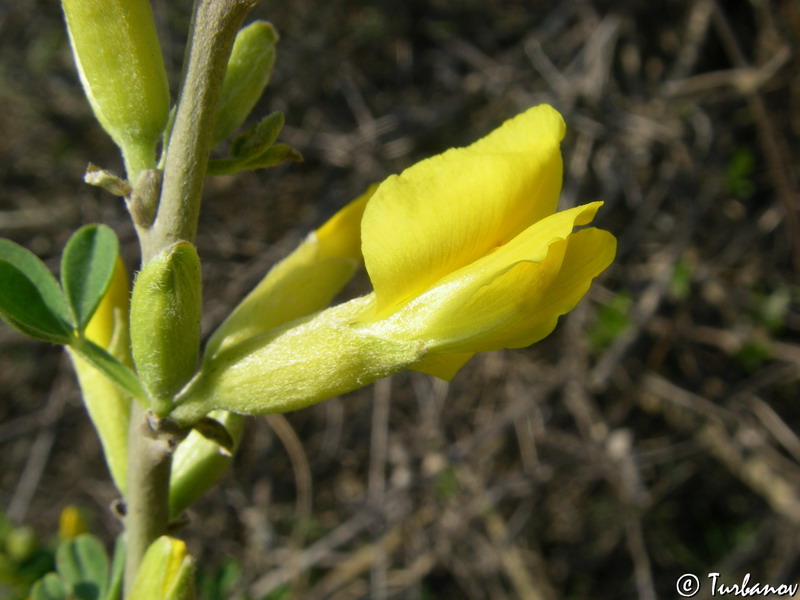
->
[58,505,89,539]
[163,537,189,594]
[84,256,129,349]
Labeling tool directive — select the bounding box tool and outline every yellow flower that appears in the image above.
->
[172,104,615,422]
[359,104,615,377]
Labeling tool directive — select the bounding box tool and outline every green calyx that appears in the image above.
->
[172,296,425,423]
[130,242,202,416]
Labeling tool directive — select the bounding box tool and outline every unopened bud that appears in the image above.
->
[130,242,202,416]
[61,0,170,178]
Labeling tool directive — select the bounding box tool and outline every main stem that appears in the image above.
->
[124,0,259,593]
[138,0,258,263]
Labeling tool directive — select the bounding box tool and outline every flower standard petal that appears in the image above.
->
[362,104,565,315]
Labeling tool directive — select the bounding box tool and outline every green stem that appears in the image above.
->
[123,405,172,597]
[122,140,157,185]
[123,0,259,592]
[139,0,259,263]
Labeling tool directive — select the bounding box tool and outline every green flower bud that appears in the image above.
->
[213,21,278,146]
[61,0,170,178]
[128,536,196,600]
[130,242,202,416]
[169,410,245,518]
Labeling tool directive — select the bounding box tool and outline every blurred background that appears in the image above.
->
[1,0,799,598]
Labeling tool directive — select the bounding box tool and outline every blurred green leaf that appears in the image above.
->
[196,558,242,600]
[670,258,693,301]
[102,536,124,600]
[725,147,756,199]
[0,239,73,344]
[61,225,119,332]
[55,534,109,600]
[750,286,791,333]
[260,584,292,600]
[5,527,37,563]
[588,291,632,351]
[435,464,459,500]
[29,573,69,600]
[735,340,772,371]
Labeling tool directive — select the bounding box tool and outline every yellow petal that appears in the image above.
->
[69,256,131,492]
[317,183,376,261]
[428,226,616,353]
[83,256,128,348]
[370,202,602,346]
[410,351,474,380]
[127,536,196,600]
[58,506,89,540]
[205,187,373,358]
[492,227,617,348]
[362,104,565,315]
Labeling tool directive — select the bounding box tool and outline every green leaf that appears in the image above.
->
[207,143,302,177]
[71,337,149,405]
[207,112,301,176]
[0,239,73,344]
[30,573,70,600]
[55,534,109,600]
[230,112,284,159]
[213,22,279,146]
[61,225,120,332]
[244,143,303,170]
[102,535,125,600]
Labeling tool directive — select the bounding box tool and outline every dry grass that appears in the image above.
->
[1,0,799,598]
